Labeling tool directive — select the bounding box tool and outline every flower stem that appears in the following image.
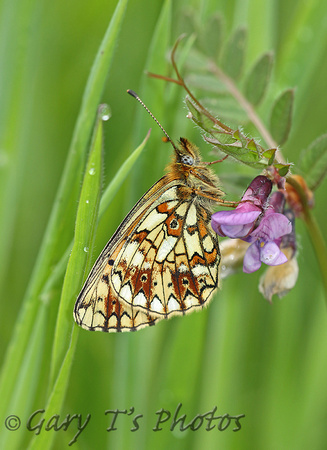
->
[286,176,327,305]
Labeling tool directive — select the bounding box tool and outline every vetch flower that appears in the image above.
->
[212,176,293,274]
[243,192,292,273]
[211,176,272,238]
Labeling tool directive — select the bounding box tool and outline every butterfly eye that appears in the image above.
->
[180,155,194,165]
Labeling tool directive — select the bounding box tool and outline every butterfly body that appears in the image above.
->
[74,137,223,332]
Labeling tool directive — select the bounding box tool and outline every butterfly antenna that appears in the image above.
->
[127,89,177,150]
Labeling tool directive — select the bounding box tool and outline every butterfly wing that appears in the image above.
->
[74,176,177,332]
[110,184,220,317]
[74,175,220,331]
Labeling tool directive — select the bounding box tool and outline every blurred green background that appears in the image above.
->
[1,0,327,448]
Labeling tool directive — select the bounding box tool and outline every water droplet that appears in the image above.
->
[86,200,89,204]
[88,167,95,175]
[84,247,89,253]
[98,104,111,121]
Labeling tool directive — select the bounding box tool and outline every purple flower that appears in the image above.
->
[211,177,293,274]
[211,203,261,238]
[243,196,292,273]
[211,176,272,238]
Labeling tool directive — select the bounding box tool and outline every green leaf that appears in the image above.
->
[220,26,247,80]
[244,52,274,105]
[234,127,248,147]
[276,163,291,177]
[199,13,224,60]
[186,73,226,94]
[185,47,210,73]
[269,88,294,146]
[298,134,327,190]
[185,96,216,132]
[247,138,261,157]
[179,8,197,36]
[205,136,265,168]
[210,130,236,145]
[200,95,248,125]
[263,148,277,165]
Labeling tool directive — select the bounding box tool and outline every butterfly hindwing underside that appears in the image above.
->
[74,137,223,332]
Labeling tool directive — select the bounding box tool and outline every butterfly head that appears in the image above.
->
[175,137,201,167]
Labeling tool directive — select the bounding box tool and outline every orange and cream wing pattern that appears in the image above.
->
[74,181,220,331]
[110,184,220,317]
[74,240,160,332]
[74,177,173,332]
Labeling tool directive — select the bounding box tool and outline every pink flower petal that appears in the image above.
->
[211,208,261,238]
[243,242,262,273]
[260,242,288,266]
[251,213,292,241]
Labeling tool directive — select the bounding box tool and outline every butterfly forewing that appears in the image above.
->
[110,183,220,317]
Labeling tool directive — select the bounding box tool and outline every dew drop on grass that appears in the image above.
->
[98,103,111,121]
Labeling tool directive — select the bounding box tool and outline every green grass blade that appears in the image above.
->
[49,108,105,389]
[27,327,80,450]
[130,0,173,197]
[0,115,150,450]
[1,106,104,449]
[0,304,48,449]
[99,129,151,217]
[0,0,128,424]
[0,0,39,293]
[37,129,150,310]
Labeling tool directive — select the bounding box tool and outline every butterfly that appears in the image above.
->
[74,90,223,332]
